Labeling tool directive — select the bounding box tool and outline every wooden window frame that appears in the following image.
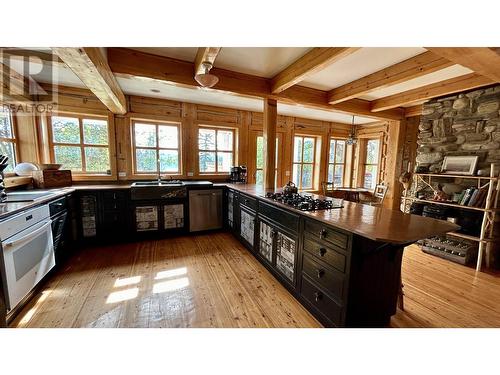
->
[197,125,235,175]
[292,134,317,190]
[357,136,383,190]
[131,120,182,175]
[253,132,282,188]
[0,108,19,176]
[48,113,113,176]
[327,138,347,188]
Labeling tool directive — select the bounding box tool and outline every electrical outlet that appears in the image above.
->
[118,171,126,177]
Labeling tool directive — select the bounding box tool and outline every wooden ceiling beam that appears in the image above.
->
[0,62,35,103]
[107,47,403,121]
[327,51,455,104]
[370,73,494,112]
[426,47,500,82]
[404,104,423,118]
[271,47,360,94]
[194,47,221,75]
[52,47,127,114]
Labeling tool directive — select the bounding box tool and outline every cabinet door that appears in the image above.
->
[163,203,185,230]
[227,190,234,229]
[258,220,275,264]
[276,230,297,283]
[134,205,159,232]
[80,194,98,238]
[240,207,256,249]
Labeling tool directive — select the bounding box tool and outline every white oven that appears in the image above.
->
[0,205,55,311]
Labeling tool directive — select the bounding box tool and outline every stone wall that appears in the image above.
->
[416,84,500,174]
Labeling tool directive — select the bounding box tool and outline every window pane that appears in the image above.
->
[134,123,156,147]
[335,140,345,163]
[292,164,301,187]
[198,129,216,150]
[83,119,108,145]
[158,125,178,149]
[159,149,179,172]
[52,116,80,144]
[217,152,232,172]
[199,151,216,172]
[217,130,233,151]
[0,141,16,172]
[293,137,302,163]
[54,145,82,171]
[255,169,264,186]
[328,164,334,183]
[334,165,344,187]
[136,148,157,172]
[364,165,378,189]
[0,110,13,138]
[329,140,336,163]
[303,137,314,163]
[301,164,313,189]
[256,136,263,169]
[366,139,380,164]
[84,147,110,173]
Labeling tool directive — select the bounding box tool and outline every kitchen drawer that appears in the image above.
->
[102,199,127,212]
[301,276,342,326]
[302,252,345,300]
[303,236,346,273]
[304,219,349,250]
[239,193,257,211]
[102,190,128,202]
[258,201,300,233]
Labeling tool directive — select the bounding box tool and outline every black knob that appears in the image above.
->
[314,291,323,302]
[319,229,327,239]
[318,248,327,257]
[316,269,325,278]
[245,199,249,204]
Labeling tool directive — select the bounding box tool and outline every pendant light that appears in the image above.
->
[346,115,357,145]
[195,62,219,88]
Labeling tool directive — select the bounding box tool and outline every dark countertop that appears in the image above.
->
[1,182,459,245]
[225,183,460,245]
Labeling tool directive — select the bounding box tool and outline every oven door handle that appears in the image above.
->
[3,220,53,248]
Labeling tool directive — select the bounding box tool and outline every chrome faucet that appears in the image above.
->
[157,157,162,184]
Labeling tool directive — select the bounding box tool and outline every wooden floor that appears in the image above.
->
[11,233,500,328]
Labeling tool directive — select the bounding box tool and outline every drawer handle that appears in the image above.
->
[316,269,325,278]
[244,199,249,204]
[314,291,323,302]
[318,248,327,257]
[319,229,327,239]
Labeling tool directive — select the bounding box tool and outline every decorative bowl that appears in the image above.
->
[37,163,63,170]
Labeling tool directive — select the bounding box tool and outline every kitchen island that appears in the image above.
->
[1,182,458,327]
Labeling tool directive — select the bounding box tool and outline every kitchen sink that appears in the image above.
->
[131,181,185,187]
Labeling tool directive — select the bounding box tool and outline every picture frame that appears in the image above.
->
[441,155,479,176]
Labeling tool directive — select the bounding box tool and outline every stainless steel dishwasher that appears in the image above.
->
[189,189,223,232]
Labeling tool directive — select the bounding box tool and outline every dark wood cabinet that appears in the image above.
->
[226,189,240,235]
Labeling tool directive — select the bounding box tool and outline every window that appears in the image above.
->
[198,127,234,173]
[255,136,279,187]
[363,139,381,189]
[0,108,17,173]
[132,121,180,174]
[328,139,346,187]
[292,136,316,190]
[49,115,110,174]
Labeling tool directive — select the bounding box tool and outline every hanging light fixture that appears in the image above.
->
[195,62,219,88]
[346,115,357,145]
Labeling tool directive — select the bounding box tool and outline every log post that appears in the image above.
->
[263,98,277,189]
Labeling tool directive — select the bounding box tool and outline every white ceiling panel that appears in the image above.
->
[300,47,427,90]
[359,64,473,100]
[7,59,86,88]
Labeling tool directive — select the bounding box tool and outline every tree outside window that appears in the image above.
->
[292,136,316,190]
[198,127,234,173]
[363,139,380,189]
[49,115,110,174]
[255,136,278,187]
[0,108,17,173]
[328,139,346,187]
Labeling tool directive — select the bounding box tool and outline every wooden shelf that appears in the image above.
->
[401,196,498,212]
[415,173,498,180]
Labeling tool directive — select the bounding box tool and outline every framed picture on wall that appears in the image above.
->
[441,156,479,175]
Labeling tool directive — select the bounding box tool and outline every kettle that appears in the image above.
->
[283,181,298,195]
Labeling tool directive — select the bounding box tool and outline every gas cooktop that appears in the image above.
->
[264,192,343,211]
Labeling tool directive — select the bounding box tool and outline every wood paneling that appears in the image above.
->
[328,51,454,104]
[11,233,321,328]
[107,48,404,121]
[370,73,494,111]
[426,47,500,83]
[404,104,423,117]
[271,47,359,93]
[52,48,127,114]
